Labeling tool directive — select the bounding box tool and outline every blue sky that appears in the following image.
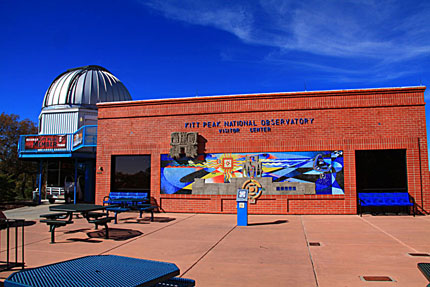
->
[1,1,430,141]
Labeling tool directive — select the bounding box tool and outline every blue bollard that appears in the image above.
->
[236,189,249,226]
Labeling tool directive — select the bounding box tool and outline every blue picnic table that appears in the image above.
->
[4,255,195,287]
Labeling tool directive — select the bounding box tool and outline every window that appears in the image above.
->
[355,149,407,192]
[111,155,151,194]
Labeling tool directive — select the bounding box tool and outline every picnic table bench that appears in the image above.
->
[39,219,74,244]
[40,212,69,220]
[357,192,415,216]
[104,192,157,223]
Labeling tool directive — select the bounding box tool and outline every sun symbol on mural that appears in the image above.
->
[218,154,240,182]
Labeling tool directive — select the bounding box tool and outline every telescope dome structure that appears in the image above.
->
[42,65,131,109]
[38,65,132,135]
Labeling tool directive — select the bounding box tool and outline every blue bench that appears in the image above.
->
[103,192,150,205]
[358,192,415,216]
[103,192,157,223]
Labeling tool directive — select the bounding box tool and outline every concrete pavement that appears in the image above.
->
[1,208,430,286]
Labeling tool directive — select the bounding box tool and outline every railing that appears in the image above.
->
[72,125,97,151]
[18,125,97,156]
[0,219,25,271]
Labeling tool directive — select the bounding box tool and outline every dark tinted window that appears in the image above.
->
[355,149,407,192]
[111,155,151,193]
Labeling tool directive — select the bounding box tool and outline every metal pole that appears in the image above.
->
[38,161,43,205]
[6,221,10,268]
[15,221,18,266]
[58,160,61,187]
[22,220,24,269]
[74,158,78,203]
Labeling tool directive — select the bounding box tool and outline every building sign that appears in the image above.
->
[73,130,83,147]
[24,135,67,149]
[184,118,315,134]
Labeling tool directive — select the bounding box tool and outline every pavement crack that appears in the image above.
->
[300,216,319,287]
[180,225,237,277]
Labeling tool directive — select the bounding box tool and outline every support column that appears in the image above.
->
[74,158,78,203]
[38,160,43,205]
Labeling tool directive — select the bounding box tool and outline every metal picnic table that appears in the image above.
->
[42,204,114,243]
[4,255,194,287]
[50,203,109,221]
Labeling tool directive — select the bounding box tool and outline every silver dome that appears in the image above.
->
[42,65,131,109]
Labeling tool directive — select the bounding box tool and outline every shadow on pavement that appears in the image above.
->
[87,228,143,241]
[248,220,288,226]
[64,228,91,234]
[67,238,103,243]
[139,217,176,223]
[122,217,176,224]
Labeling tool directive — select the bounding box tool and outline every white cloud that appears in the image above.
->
[144,1,255,41]
[143,0,430,80]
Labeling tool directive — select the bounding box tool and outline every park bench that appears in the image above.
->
[103,191,149,205]
[136,204,156,222]
[103,192,157,223]
[357,192,415,216]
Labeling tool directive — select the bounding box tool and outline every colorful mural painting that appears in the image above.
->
[160,151,344,195]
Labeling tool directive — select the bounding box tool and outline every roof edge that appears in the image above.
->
[97,86,426,108]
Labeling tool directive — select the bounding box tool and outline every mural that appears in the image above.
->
[160,151,344,195]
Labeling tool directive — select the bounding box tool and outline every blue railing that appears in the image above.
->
[72,125,97,151]
[18,125,97,157]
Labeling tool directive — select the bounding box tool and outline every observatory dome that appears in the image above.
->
[42,65,131,109]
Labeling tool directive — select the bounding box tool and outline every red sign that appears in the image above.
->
[24,135,67,149]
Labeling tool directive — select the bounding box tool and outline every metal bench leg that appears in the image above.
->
[49,225,56,244]
[139,210,143,218]
[104,224,109,239]
[114,212,118,224]
[150,211,154,222]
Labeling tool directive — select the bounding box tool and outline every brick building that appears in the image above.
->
[95,86,429,215]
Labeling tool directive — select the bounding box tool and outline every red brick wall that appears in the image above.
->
[95,87,429,214]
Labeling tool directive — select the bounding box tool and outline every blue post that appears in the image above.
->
[236,189,249,226]
[38,160,43,205]
[237,201,248,226]
[74,158,78,203]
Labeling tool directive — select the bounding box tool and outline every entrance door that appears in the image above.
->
[355,149,407,193]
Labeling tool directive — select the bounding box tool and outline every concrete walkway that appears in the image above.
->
[1,209,430,286]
